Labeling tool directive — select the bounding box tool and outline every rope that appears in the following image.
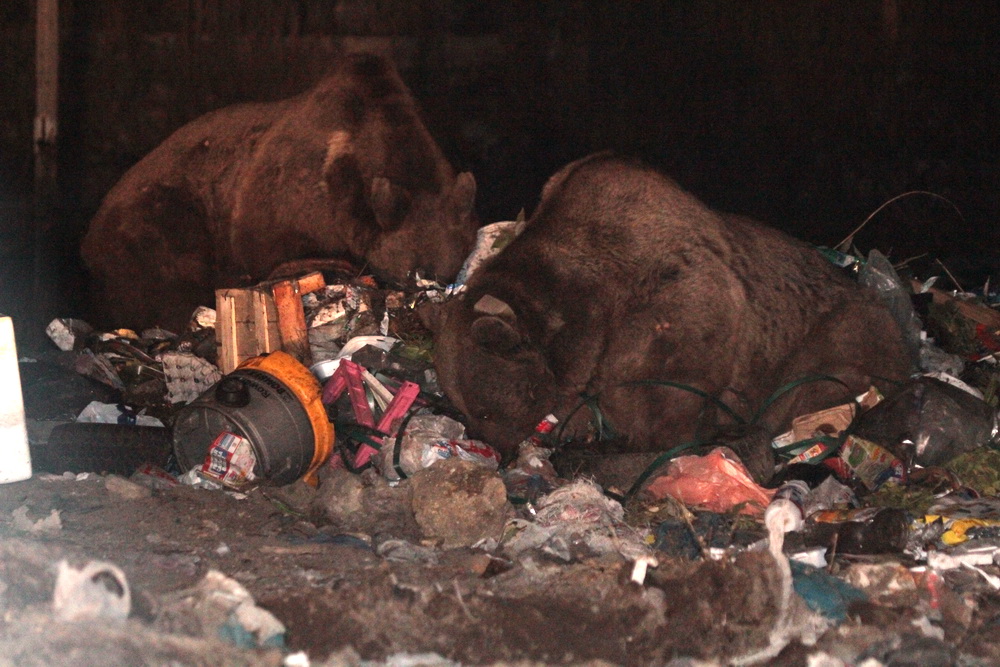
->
[555,374,865,502]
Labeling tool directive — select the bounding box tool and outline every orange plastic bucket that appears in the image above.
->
[173,351,334,485]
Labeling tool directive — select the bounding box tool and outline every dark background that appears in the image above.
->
[1,1,998,350]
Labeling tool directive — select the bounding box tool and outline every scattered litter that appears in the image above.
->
[765,479,810,534]
[859,248,923,360]
[924,370,984,399]
[853,376,999,467]
[11,506,62,533]
[178,468,223,490]
[832,435,906,491]
[76,400,165,427]
[789,560,867,623]
[198,432,258,489]
[927,540,1000,570]
[501,479,651,562]
[501,414,563,504]
[45,318,93,352]
[191,306,217,329]
[52,559,131,622]
[380,413,500,482]
[841,561,918,601]
[452,219,525,288]
[376,539,441,565]
[160,351,223,404]
[25,231,1000,664]
[377,652,460,667]
[629,554,659,585]
[803,475,857,516]
[335,335,399,362]
[129,463,180,490]
[155,569,285,649]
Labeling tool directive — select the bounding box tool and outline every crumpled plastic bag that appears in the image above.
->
[154,570,285,648]
[379,413,500,482]
[501,479,651,562]
[53,559,131,622]
[453,220,525,288]
[76,400,165,427]
[642,447,776,516]
[859,249,922,367]
[853,376,999,467]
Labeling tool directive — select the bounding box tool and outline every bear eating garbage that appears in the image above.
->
[81,52,478,333]
[420,153,914,484]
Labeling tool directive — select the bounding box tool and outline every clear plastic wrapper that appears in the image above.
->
[379,414,500,481]
[859,249,922,366]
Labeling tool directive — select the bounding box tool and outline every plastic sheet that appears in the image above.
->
[854,376,999,467]
[643,447,776,516]
[859,249,922,366]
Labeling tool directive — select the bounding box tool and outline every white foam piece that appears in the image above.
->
[0,317,31,483]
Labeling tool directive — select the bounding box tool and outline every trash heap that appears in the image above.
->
[22,227,1000,664]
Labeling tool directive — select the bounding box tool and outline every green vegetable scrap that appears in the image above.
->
[945,447,1000,497]
[867,480,939,515]
[926,301,979,357]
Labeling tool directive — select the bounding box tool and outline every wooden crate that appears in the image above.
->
[215,272,325,374]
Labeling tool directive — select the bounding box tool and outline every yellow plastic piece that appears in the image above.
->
[240,350,334,481]
[933,517,1000,546]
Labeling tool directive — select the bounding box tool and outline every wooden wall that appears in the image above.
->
[1,0,998,268]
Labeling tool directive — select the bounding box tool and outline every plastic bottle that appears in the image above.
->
[801,507,910,555]
[764,479,810,534]
[518,414,559,449]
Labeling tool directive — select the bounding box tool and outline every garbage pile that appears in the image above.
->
[19,231,1000,663]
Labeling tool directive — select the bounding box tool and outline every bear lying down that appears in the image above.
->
[421,153,914,484]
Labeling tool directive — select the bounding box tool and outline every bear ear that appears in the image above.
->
[451,172,477,221]
[473,294,514,318]
[369,177,412,230]
[470,315,522,353]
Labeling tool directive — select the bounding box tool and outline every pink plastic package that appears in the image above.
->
[642,447,776,516]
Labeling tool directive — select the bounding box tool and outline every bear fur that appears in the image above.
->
[81,53,477,332]
[421,153,914,483]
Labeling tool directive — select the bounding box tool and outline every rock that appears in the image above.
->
[311,467,420,540]
[105,474,152,500]
[409,458,510,548]
[311,468,365,524]
[264,479,318,516]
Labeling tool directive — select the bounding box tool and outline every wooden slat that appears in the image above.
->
[215,271,324,373]
[912,280,1000,331]
[272,280,312,367]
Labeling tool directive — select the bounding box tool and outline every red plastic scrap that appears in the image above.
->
[642,447,776,516]
[322,359,421,469]
[376,382,421,437]
[975,323,1000,356]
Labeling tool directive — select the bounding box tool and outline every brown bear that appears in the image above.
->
[421,153,914,483]
[81,53,477,332]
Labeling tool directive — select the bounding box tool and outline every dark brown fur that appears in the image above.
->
[422,154,914,482]
[81,53,477,331]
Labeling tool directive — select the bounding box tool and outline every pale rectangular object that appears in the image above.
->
[0,317,32,483]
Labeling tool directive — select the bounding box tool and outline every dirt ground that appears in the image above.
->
[5,303,1000,666]
[5,418,1000,666]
